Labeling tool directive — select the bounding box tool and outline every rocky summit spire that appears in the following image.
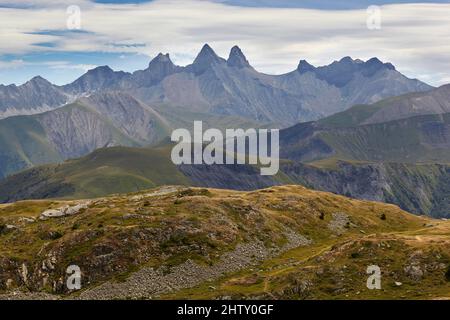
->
[27,75,51,85]
[147,53,177,72]
[191,44,224,73]
[84,65,115,77]
[149,53,174,67]
[131,53,178,87]
[365,57,395,71]
[227,45,251,68]
[193,44,223,65]
[297,60,315,74]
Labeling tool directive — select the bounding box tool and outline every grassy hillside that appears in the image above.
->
[318,103,383,128]
[317,91,422,128]
[0,146,190,202]
[0,116,62,178]
[281,113,450,164]
[0,185,448,300]
[318,113,450,163]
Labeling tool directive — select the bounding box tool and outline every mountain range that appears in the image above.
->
[2,84,450,217]
[0,45,434,178]
[0,44,431,126]
[1,45,449,219]
[1,44,450,300]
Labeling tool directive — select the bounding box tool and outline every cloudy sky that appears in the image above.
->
[0,0,449,86]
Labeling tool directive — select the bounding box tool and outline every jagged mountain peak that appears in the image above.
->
[63,65,129,94]
[365,57,396,71]
[307,56,402,87]
[86,65,114,75]
[338,56,355,64]
[130,52,179,87]
[149,53,173,66]
[227,45,251,68]
[26,75,52,86]
[297,60,315,74]
[193,44,224,66]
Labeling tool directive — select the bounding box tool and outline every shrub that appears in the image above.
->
[445,266,450,282]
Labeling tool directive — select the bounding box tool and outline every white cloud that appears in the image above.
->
[0,59,96,73]
[44,61,98,72]
[0,0,450,85]
[0,59,26,69]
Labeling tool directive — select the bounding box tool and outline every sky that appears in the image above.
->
[0,0,450,86]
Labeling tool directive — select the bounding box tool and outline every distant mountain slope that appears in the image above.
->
[280,86,450,164]
[120,44,432,126]
[0,146,190,201]
[0,115,62,178]
[281,160,450,218]
[62,66,130,95]
[320,84,450,127]
[0,92,170,177]
[281,113,450,163]
[0,76,70,119]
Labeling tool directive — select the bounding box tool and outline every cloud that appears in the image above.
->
[43,61,98,72]
[0,0,450,85]
[0,58,96,73]
[0,59,26,69]
[215,0,450,10]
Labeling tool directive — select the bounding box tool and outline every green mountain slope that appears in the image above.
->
[0,116,62,178]
[0,146,190,201]
[280,85,450,164]
[281,112,450,163]
[0,92,170,178]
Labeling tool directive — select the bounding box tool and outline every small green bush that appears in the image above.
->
[445,266,450,282]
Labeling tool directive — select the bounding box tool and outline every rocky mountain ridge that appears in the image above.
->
[0,44,432,126]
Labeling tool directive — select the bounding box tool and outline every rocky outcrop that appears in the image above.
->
[40,201,91,219]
